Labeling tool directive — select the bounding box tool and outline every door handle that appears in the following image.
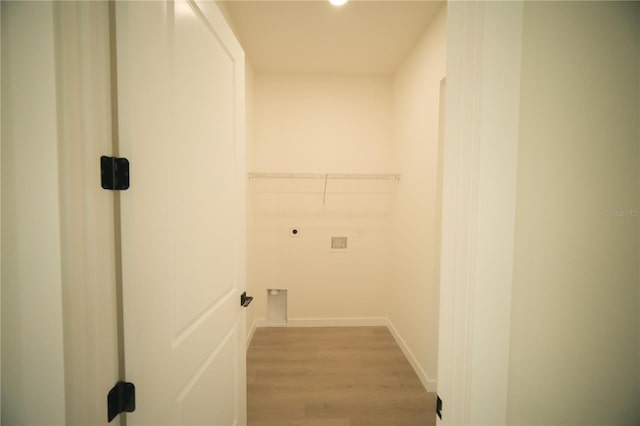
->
[240,291,253,307]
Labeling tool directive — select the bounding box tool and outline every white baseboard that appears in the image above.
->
[386,318,437,393]
[287,317,388,327]
[246,319,257,349]
[255,318,285,328]
[254,317,387,328]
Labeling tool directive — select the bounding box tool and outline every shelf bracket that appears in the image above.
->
[322,173,328,205]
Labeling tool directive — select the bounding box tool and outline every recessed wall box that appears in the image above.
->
[331,236,348,249]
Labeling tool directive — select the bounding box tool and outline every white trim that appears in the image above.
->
[288,317,388,327]
[255,317,388,328]
[386,319,437,393]
[436,3,485,421]
[465,3,523,424]
[255,319,285,328]
[437,2,524,425]
[246,319,257,349]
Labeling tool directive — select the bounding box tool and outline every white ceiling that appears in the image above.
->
[222,0,444,75]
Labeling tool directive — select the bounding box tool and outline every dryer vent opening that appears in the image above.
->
[267,289,287,325]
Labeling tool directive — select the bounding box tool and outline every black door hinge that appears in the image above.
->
[436,394,443,420]
[101,156,130,190]
[107,381,135,422]
[240,291,253,307]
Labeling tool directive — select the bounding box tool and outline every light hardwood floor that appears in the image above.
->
[247,326,436,426]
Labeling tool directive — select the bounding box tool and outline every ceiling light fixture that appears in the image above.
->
[329,0,348,6]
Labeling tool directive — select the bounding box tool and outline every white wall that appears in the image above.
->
[248,74,394,324]
[1,2,67,423]
[508,2,640,424]
[388,5,446,392]
[438,2,640,423]
[54,2,120,423]
[251,74,394,174]
[1,2,119,424]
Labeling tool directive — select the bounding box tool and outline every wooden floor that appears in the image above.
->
[247,326,436,426]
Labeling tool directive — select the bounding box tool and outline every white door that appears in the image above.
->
[115,1,246,424]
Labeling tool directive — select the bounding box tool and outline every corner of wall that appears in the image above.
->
[388,2,446,398]
[386,319,437,393]
[215,1,240,41]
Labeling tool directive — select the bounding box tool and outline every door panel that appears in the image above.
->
[115,1,246,424]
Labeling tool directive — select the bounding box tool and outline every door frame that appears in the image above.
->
[436,1,524,424]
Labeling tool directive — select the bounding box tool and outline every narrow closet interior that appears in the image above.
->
[221,0,446,416]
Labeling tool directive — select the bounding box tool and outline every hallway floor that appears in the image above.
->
[247,326,436,426]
